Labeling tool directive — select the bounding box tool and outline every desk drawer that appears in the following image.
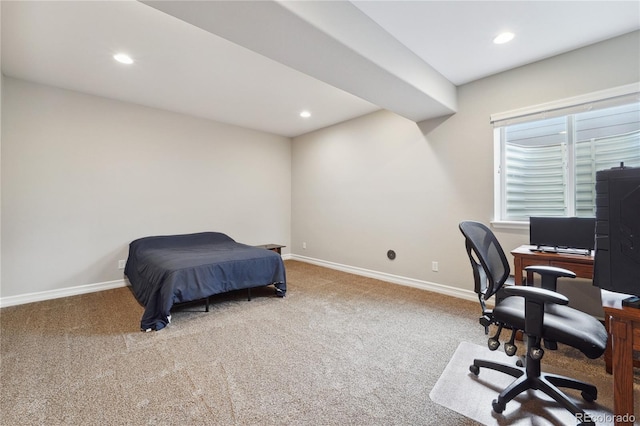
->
[521,258,550,268]
[549,260,593,279]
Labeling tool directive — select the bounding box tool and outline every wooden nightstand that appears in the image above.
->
[255,244,285,255]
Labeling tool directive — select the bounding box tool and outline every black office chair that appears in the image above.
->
[459,221,608,426]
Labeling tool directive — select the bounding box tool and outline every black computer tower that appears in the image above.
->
[593,165,640,302]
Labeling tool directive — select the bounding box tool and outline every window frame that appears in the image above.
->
[492,83,640,229]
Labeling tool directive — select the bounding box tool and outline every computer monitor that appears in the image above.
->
[529,216,596,253]
[593,165,640,307]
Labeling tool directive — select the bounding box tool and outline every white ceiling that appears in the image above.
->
[2,1,639,138]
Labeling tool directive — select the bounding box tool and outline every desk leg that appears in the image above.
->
[610,317,634,426]
[604,312,613,374]
[514,257,523,285]
[525,271,534,286]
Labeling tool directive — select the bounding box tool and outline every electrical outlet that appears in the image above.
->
[432,261,439,272]
[118,260,126,269]
[303,242,307,249]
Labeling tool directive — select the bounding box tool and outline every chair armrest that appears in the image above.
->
[524,265,576,279]
[524,265,576,291]
[503,285,569,306]
[503,286,569,336]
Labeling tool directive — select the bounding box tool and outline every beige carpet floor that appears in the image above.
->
[0,260,635,425]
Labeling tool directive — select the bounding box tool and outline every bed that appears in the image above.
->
[125,232,286,331]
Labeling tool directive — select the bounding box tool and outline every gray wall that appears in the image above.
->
[291,31,640,311]
[1,77,291,300]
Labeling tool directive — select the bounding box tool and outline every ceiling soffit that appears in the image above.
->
[142,0,458,123]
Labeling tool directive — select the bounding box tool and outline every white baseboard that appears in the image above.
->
[0,279,128,308]
[0,254,476,308]
[289,254,478,303]
[0,254,288,308]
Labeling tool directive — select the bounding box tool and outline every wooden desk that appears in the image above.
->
[602,293,640,426]
[511,245,594,285]
[511,246,637,425]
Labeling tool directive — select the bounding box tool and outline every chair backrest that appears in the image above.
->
[459,221,511,301]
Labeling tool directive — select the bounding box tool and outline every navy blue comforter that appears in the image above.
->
[125,232,286,331]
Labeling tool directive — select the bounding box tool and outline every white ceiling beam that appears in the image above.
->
[142,0,457,123]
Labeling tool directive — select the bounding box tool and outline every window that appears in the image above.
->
[493,86,640,223]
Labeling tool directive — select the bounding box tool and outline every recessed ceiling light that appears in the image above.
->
[493,32,515,45]
[300,110,311,118]
[113,53,134,65]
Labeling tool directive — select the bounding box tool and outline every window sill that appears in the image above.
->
[490,220,529,231]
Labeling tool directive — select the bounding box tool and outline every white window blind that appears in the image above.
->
[495,86,640,222]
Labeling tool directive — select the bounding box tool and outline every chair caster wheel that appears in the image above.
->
[529,347,544,360]
[581,391,597,402]
[492,399,505,414]
[469,365,480,375]
[504,343,517,356]
[488,338,500,351]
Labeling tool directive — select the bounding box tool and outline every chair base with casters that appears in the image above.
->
[470,335,598,425]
